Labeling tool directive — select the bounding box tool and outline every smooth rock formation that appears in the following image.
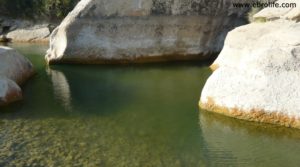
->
[0,18,54,43]
[6,24,51,43]
[254,0,300,21]
[200,1,300,129]
[46,0,249,64]
[0,77,23,105]
[0,46,34,106]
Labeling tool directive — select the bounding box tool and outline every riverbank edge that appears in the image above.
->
[47,52,218,65]
[199,97,300,129]
[0,17,58,43]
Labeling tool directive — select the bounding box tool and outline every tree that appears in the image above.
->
[0,0,79,20]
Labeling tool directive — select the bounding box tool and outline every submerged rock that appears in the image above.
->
[0,46,34,106]
[46,0,248,64]
[200,1,300,129]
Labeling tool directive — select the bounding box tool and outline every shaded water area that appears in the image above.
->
[1,43,300,167]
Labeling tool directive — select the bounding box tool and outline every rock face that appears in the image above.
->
[0,46,34,106]
[46,0,248,64]
[200,0,300,129]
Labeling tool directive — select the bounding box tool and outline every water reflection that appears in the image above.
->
[199,110,300,167]
[47,67,72,111]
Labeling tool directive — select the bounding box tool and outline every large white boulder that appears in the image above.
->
[0,46,34,106]
[46,0,248,64]
[200,1,300,129]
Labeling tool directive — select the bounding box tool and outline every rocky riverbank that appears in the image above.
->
[0,17,57,43]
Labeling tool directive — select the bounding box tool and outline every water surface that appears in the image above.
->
[1,43,300,167]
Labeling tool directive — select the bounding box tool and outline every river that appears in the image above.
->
[1,43,300,167]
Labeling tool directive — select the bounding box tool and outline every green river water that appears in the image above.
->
[1,43,300,167]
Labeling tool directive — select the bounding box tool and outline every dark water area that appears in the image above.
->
[1,43,300,167]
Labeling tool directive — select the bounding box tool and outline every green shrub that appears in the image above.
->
[43,0,80,19]
[0,0,79,20]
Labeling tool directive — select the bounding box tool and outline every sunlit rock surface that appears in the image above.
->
[0,18,53,43]
[254,0,300,21]
[46,0,249,64]
[0,46,34,105]
[200,1,300,129]
[6,24,51,43]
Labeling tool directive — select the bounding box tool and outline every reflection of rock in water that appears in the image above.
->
[199,110,300,167]
[47,68,72,111]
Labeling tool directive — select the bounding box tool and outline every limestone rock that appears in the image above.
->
[0,46,35,85]
[200,1,300,129]
[46,0,249,64]
[6,25,50,43]
[254,0,300,21]
[0,46,34,106]
[0,18,54,43]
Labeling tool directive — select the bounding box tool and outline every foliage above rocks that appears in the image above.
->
[0,0,79,20]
